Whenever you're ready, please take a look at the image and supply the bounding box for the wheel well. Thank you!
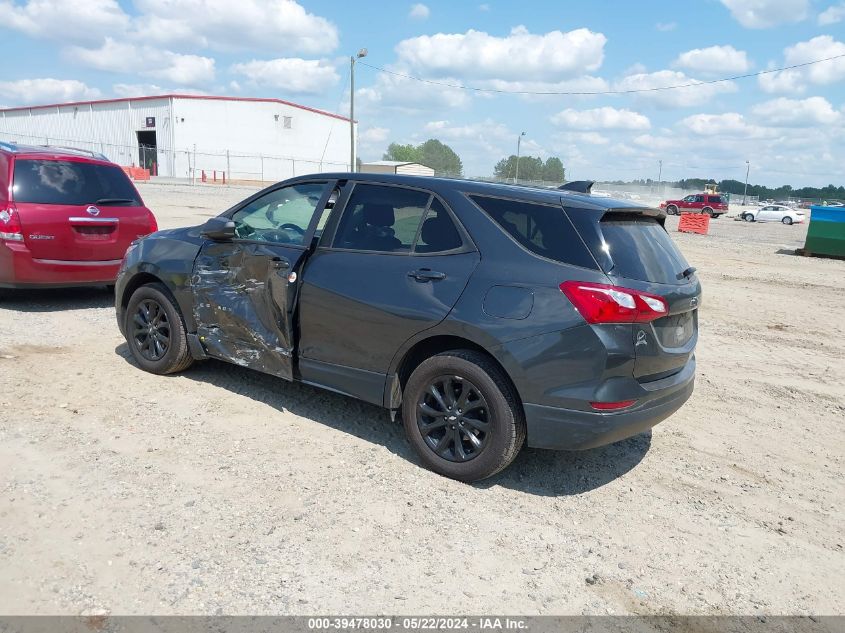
[120,272,163,310]
[396,335,522,406]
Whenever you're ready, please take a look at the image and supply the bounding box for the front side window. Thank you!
[683,195,695,202]
[12,159,140,206]
[231,183,327,245]
[333,184,432,253]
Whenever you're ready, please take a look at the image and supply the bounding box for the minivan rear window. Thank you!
[469,195,597,269]
[12,159,140,206]
[599,215,690,284]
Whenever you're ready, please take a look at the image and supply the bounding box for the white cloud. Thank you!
[360,127,390,143]
[66,38,216,87]
[356,66,471,114]
[550,106,650,130]
[230,58,339,94]
[394,25,606,81]
[0,78,101,105]
[478,3,490,10]
[423,118,512,141]
[655,22,677,31]
[819,2,845,24]
[131,0,338,54]
[673,45,752,74]
[680,112,772,138]
[0,0,129,44]
[409,3,429,19]
[112,82,206,97]
[751,96,841,126]
[615,70,737,108]
[719,0,809,28]
[759,35,845,92]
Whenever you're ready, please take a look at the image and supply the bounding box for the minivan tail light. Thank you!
[590,400,637,411]
[148,213,158,234]
[560,280,668,324]
[0,208,24,242]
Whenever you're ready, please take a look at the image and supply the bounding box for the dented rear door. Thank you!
[191,181,335,380]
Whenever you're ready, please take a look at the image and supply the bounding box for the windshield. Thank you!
[12,159,141,206]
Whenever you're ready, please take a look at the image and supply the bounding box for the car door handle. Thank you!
[408,268,446,281]
[271,257,290,270]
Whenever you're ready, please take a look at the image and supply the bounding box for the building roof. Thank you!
[363,161,427,167]
[0,94,352,123]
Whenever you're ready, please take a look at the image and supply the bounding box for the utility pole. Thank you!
[350,48,368,172]
[515,131,526,184]
[743,160,750,205]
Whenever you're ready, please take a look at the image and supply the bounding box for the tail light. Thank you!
[590,400,636,411]
[560,280,668,324]
[0,208,24,242]
[148,213,158,234]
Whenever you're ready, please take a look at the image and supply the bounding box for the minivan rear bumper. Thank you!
[523,357,695,450]
[0,242,121,287]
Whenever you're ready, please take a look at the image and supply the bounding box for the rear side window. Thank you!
[414,198,463,254]
[469,195,597,269]
[333,184,431,253]
[599,215,690,284]
[12,159,140,206]
[709,196,723,204]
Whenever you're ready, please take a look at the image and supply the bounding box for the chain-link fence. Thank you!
[1,131,349,185]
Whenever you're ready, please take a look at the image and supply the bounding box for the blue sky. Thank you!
[1,0,844,186]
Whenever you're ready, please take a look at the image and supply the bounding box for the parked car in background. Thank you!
[740,204,805,225]
[0,142,157,294]
[116,173,700,482]
[660,193,728,217]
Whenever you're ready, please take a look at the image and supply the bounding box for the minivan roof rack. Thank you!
[558,180,595,194]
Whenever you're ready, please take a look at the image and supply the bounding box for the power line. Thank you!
[358,53,845,96]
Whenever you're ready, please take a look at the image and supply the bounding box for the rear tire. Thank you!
[125,283,193,375]
[402,350,525,482]
[702,207,713,217]
[782,216,793,225]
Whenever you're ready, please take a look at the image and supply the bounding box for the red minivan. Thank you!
[0,143,157,291]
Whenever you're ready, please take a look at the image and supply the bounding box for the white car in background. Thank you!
[741,204,805,225]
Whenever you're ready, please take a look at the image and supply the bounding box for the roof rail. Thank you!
[0,140,19,152]
[558,180,595,194]
[40,145,110,161]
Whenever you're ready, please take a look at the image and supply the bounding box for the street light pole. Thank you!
[657,159,663,195]
[743,160,750,205]
[350,48,367,172]
[515,131,526,184]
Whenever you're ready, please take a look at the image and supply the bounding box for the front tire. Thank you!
[743,213,755,222]
[666,205,678,215]
[125,283,193,375]
[402,350,525,482]
[782,216,793,225]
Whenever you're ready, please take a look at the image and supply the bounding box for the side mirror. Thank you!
[200,216,236,241]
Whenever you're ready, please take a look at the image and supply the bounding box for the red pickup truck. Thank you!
[659,193,728,217]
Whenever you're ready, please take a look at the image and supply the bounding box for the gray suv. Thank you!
[115,174,700,481]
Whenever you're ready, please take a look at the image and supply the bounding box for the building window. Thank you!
[283,116,292,129]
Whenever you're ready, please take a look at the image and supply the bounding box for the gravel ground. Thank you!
[0,182,843,615]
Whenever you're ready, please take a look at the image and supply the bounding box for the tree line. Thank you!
[382,138,567,183]
[609,177,844,201]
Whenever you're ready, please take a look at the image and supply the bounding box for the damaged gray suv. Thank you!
[116,174,700,481]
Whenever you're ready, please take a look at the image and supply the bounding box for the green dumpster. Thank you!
[804,206,845,258]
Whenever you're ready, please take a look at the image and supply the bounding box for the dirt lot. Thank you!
[1,182,843,615]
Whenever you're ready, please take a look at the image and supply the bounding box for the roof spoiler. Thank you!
[558,180,594,194]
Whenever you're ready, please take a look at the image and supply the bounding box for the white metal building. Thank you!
[0,94,354,181]
[360,161,435,176]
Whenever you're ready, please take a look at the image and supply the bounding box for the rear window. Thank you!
[12,159,140,206]
[599,215,690,284]
[469,195,597,269]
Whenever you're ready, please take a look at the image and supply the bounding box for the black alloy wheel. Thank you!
[417,375,491,462]
[132,298,171,361]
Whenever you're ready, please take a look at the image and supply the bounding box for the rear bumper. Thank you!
[524,358,695,450]
[0,242,120,288]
